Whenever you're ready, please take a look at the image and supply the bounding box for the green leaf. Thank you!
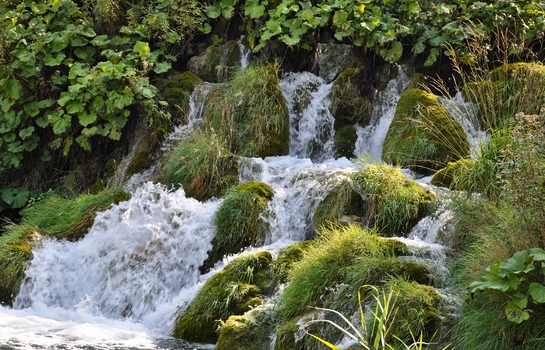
[333,10,349,26]
[36,117,50,128]
[383,41,403,63]
[412,39,426,55]
[2,153,22,169]
[62,136,73,156]
[44,52,66,66]
[49,138,62,150]
[153,62,172,74]
[19,126,35,140]
[51,31,72,52]
[90,35,110,47]
[50,111,71,134]
[529,248,545,261]
[134,41,151,56]
[244,0,266,18]
[1,79,24,100]
[74,47,96,60]
[1,97,15,113]
[266,19,283,35]
[499,250,533,276]
[78,111,97,127]
[1,188,30,209]
[41,148,51,162]
[66,101,85,114]
[505,300,530,324]
[204,4,222,19]
[529,283,545,303]
[512,293,528,309]
[76,135,91,151]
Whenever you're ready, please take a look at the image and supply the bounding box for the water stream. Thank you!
[0,63,470,349]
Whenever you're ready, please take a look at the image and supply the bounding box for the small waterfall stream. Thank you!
[0,61,475,349]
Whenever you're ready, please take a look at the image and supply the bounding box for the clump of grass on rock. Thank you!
[173,251,273,344]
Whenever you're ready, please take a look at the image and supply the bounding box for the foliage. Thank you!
[353,161,434,236]
[0,187,41,214]
[206,182,273,269]
[499,111,545,247]
[203,0,545,65]
[203,64,289,158]
[173,251,272,343]
[160,131,238,201]
[469,248,545,324]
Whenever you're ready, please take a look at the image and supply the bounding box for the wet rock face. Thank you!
[187,40,242,83]
[312,43,352,83]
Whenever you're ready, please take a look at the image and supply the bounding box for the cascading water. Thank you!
[279,72,336,162]
[355,64,412,161]
[1,60,469,349]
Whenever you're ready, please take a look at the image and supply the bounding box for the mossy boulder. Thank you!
[173,252,273,344]
[216,307,275,350]
[162,71,203,124]
[431,158,472,188]
[354,162,435,236]
[274,316,306,350]
[334,125,358,159]
[330,67,374,130]
[203,182,274,271]
[187,40,243,83]
[160,132,238,201]
[383,88,470,173]
[203,64,290,158]
[271,240,314,284]
[313,179,364,229]
[0,226,36,305]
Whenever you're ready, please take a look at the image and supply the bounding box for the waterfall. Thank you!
[355,64,412,161]
[237,39,251,70]
[279,72,336,162]
[440,92,489,157]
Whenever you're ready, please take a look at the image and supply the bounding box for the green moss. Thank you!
[173,252,273,344]
[312,178,363,229]
[274,316,305,350]
[203,64,290,158]
[431,158,472,188]
[203,182,274,270]
[408,72,426,90]
[330,67,373,129]
[271,240,314,284]
[334,125,358,159]
[160,131,238,201]
[354,162,434,236]
[0,226,36,305]
[216,307,275,350]
[383,88,470,173]
[162,71,203,124]
[384,277,442,343]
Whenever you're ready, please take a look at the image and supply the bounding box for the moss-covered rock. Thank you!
[216,307,275,350]
[203,64,290,158]
[271,240,314,284]
[354,162,435,236]
[274,316,305,350]
[187,40,243,83]
[431,158,471,188]
[313,178,363,229]
[334,125,358,159]
[162,71,203,124]
[330,68,373,129]
[383,88,470,173]
[203,182,274,271]
[173,252,273,344]
[0,226,36,305]
[160,131,238,201]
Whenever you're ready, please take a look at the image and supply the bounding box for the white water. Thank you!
[355,64,412,161]
[279,72,336,162]
[1,65,463,350]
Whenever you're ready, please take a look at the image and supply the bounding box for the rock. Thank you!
[312,43,352,83]
[330,68,374,130]
[187,40,243,83]
[216,307,275,350]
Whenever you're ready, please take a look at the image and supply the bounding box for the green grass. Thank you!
[0,225,34,305]
[160,131,238,201]
[353,162,435,236]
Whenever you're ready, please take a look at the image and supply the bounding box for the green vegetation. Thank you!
[330,68,373,129]
[205,182,274,269]
[313,177,363,229]
[383,88,470,173]
[203,64,290,158]
[173,252,273,344]
[354,162,434,236]
[160,131,238,201]
[216,307,276,350]
[0,226,34,305]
